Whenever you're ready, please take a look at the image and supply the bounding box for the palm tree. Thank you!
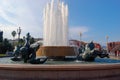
[11,31,16,45]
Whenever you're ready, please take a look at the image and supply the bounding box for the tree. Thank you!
[0,31,3,42]
[11,31,16,46]
[30,37,35,44]
[0,42,3,54]
[11,31,16,40]
[0,38,14,54]
[19,38,25,46]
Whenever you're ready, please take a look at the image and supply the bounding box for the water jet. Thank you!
[36,0,76,59]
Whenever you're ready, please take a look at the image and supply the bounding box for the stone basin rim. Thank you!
[0,63,120,71]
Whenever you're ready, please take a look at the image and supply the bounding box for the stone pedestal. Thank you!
[36,46,75,57]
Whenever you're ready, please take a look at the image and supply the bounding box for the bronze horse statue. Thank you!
[78,41,109,61]
[11,33,47,64]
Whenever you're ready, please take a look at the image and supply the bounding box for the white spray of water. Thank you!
[43,0,68,46]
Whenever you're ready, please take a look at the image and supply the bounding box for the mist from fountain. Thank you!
[43,0,68,46]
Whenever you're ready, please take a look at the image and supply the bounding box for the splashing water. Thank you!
[43,0,68,46]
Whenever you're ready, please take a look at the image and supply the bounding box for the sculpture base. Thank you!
[36,46,75,58]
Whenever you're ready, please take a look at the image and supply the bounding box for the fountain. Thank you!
[0,0,120,80]
[36,0,75,58]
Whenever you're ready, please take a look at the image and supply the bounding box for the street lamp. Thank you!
[80,32,82,42]
[106,36,109,53]
[76,32,82,62]
[17,27,22,42]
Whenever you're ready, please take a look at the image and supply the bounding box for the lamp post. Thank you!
[17,27,21,43]
[80,32,82,42]
[76,32,82,62]
[80,32,82,45]
[106,36,109,53]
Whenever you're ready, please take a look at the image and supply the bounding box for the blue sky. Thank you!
[64,0,120,45]
[0,0,120,45]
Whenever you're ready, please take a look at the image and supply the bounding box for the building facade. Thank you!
[108,42,120,56]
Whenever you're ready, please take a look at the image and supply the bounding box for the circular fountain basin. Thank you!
[0,57,120,80]
[0,57,120,64]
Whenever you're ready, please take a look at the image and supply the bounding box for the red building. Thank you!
[94,43,102,51]
[69,40,86,47]
[69,40,101,51]
[108,42,120,56]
